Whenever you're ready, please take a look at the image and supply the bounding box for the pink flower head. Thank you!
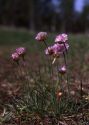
[11,52,19,61]
[45,43,69,58]
[35,32,47,42]
[62,33,68,41]
[45,46,54,55]
[16,47,26,56]
[55,33,68,43]
[52,44,62,54]
[58,66,66,74]
[52,43,69,55]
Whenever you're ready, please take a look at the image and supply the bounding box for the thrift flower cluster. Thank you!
[11,47,26,62]
[12,52,19,61]
[16,47,26,56]
[11,32,69,104]
[55,33,68,43]
[35,32,47,42]
[36,32,69,57]
[35,32,69,99]
[35,32,69,74]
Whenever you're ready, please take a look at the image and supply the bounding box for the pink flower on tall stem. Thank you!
[45,43,69,64]
[11,52,19,62]
[16,47,26,56]
[52,43,64,55]
[35,32,47,42]
[55,33,68,43]
[53,43,69,56]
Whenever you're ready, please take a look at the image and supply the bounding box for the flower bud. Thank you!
[16,47,26,56]
[35,32,47,42]
[55,33,68,43]
[11,52,19,62]
[58,66,66,75]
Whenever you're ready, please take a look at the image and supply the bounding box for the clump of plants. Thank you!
[1,32,89,125]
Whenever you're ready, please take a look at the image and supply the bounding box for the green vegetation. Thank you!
[0,28,89,125]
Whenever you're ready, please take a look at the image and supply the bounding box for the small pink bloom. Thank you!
[62,33,68,41]
[45,44,62,56]
[16,47,26,56]
[55,33,68,43]
[45,46,54,55]
[52,43,62,54]
[45,43,69,57]
[11,52,19,61]
[35,32,47,42]
[58,66,66,74]
[55,35,63,43]
[52,43,69,55]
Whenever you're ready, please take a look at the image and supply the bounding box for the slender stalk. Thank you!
[63,52,70,97]
[56,62,63,92]
[63,43,68,54]
[18,63,30,101]
[13,62,19,80]
[22,59,31,83]
[60,74,64,92]
[80,79,83,100]
[80,77,85,121]
[43,41,48,49]
[43,40,53,80]
[63,52,67,66]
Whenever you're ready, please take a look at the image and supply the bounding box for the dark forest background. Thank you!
[0,0,89,33]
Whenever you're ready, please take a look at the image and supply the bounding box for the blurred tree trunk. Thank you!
[29,0,35,31]
[60,0,75,32]
[82,5,89,32]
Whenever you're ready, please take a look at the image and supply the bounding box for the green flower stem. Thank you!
[43,40,53,81]
[63,52,70,97]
